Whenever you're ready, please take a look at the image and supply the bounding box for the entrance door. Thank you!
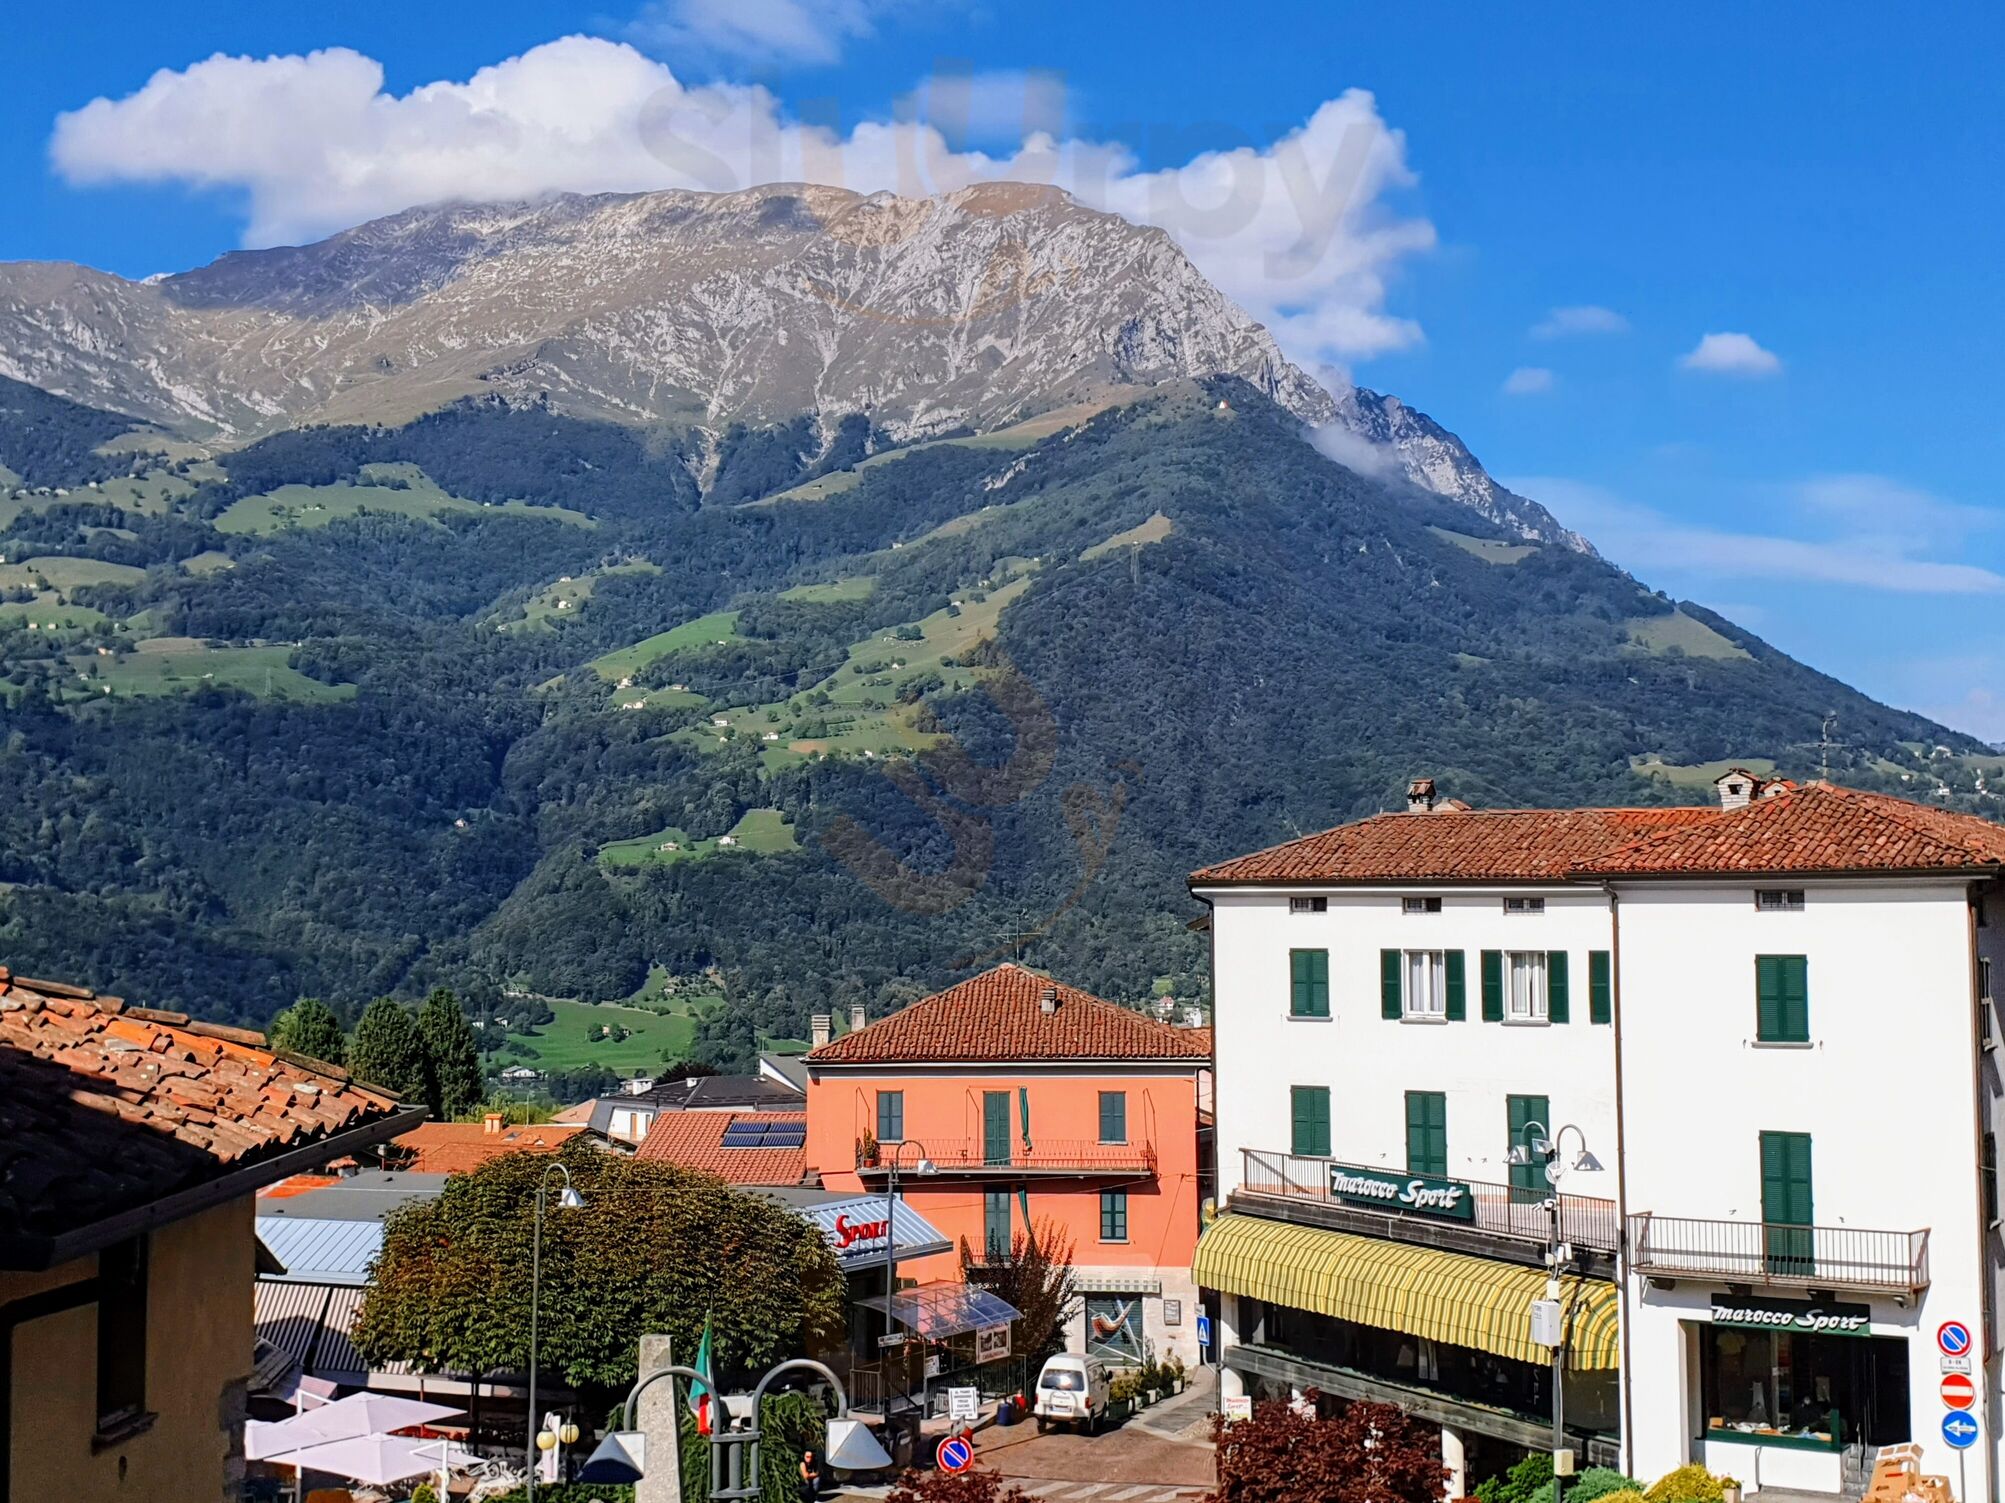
[1760,1131,1815,1277]
[984,1091,1012,1165]
[1507,1095,1550,1206]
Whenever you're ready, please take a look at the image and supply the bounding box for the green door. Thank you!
[1508,1094,1550,1206]
[1760,1131,1815,1276]
[1290,1086,1331,1158]
[983,1091,1012,1165]
[1405,1091,1447,1176]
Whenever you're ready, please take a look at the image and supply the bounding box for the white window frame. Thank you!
[1290,895,1328,914]
[1755,889,1805,911]
[1506,950,1549,1022]
[1503,896,1545,915]
[1402,896,1442,914]
[1404,949,1447,1020]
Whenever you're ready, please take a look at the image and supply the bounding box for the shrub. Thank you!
[1478,1453,1554,1503]
[1646,1466,1725,1503]
[888,1470,1030,1503]
[1528,1468,1644,1503]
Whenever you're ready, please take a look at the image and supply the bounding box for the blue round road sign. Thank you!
[938,1435,975,1473]
[1943,1412,1980,1450]
[1939,1321,1973,1356]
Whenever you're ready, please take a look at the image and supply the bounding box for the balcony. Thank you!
[1235,1149,1620,1272]
[857,1138,1158,1178]
[1627,1213,1929,1295]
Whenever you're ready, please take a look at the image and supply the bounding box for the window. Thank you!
[1290,949,1330,1017]
[1383,949,1465,1020]
[1290,1085,1331,1158]
[1984,958,1994,1003]
[983,1091,1012,1165]
[1098,1091,1128,1145]
[983,1189,1013,1261]
[1588,950,1613,1025]
[1756,889,1806,911]
[1405,950,1446,1018]
[1405,1091,1447,1176]
[1756,955,1810,1043]
[1506,951,1549,1021]
[1986,1133,1999,1226]
[1290,895,1328,914]
[96,1236,149,1431]
[1100,1190,1130,1242]
[1401,896,1442,914]
[875,1090,904,1144]
[1503,896,1545,915]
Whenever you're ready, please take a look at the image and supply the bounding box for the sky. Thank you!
[5,2,2003,739]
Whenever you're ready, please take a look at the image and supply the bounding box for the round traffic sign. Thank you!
[1939,1321,1973,1356]
[937,1434,975,1473]
[1942,1373,1977,1411]
[1943,1411,1980,1450]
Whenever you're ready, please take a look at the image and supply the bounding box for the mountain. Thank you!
[0,191,1990,1056]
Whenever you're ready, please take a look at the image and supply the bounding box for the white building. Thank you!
[1191,773,2004,1501]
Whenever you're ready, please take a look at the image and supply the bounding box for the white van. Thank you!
[1032,1352,1113,1433]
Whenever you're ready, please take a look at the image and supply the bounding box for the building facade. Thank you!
[1192,776,2005,1500]
[805,964,1213,1367]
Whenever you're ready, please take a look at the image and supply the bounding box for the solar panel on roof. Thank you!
[720,1121,806,1149]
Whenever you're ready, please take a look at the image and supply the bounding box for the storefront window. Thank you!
[1086,1296,1146,1364]
[1699,1323,1910,1449]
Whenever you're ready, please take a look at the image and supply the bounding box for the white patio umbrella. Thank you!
[246,1393,463,1460]
[264,1433,479,1487]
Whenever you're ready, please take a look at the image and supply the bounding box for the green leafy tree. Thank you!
[348,996,426,1099]
[416,986,484,1121]
[267,997,347,1068]
[351,1146,844,1411]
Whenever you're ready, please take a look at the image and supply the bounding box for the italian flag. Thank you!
[690,1313,716,1436]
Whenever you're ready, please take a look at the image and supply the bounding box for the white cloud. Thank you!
[1501,366,1554,396]
[1305,422,1402,480]
[1516,476,2005,595]
[1530,305,1627,339]
[1679,331,1782,377]
[893,69,1070,145]
[626,0,902,69]
[48,39,1434,366]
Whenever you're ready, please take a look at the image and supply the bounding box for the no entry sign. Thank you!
[1942,1373,1977,1411]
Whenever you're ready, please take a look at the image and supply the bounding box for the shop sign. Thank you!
[1710,1293,1869,1337]
[1326,1164,1475,1222]
[976,1324,1011,1363]
[1224,1395,1252,1424]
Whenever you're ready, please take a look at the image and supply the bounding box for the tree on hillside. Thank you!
[348,996,426,1100]
[1209,1394,1447,1503]
[354,1147,844,1409]
[416,986,484,1121]
[268,996,347,1067]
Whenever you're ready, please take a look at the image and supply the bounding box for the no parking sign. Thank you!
[937,1434,975,1473]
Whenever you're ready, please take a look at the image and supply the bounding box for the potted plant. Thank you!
[1719,1478,1742,1503]
[858,1132,880,1168]
[1166,1353,1187,1394]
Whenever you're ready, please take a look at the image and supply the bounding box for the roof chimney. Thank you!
[1715,769,1759,810]
[810,1013,832,1049]
[1406,777,1437,814]
[1040,986,1059,1014]
[483,1111,504,1135]
[849,1004,867,1035]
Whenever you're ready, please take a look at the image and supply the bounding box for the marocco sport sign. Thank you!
[1710,1294,1870,1337]
[1326,1164,1475,1222]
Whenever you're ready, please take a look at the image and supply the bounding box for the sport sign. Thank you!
[1326,1163,1475,1222]
[937,1435,975,1473]
[1942,1373,1976,1411]
[1939,1321,1973,1357]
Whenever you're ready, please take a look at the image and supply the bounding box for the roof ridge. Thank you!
[1816,783,2005,861]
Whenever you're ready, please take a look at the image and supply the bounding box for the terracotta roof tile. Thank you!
[635,1111,809,1185]
[806,964,1212,1066]
[390,1121,591,1174]
[0,970,405,1244]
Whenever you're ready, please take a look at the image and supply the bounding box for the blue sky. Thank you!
[6,2,2003,738]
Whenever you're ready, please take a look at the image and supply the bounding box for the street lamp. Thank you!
[527,1162,586,1503]
[883,1140,936,1412]
[1506,1122,1602,1503]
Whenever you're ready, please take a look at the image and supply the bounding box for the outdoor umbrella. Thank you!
[246,1393,463,1459]
[265,1433,479,1487]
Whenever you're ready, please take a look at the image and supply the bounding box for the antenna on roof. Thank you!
[1821,711,1837,781]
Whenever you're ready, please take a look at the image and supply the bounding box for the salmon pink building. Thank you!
[805,963,1212,1366]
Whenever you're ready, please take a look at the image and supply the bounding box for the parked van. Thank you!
[1033,1353,1113,1433]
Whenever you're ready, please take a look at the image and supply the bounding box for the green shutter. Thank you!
[1291,1086,1331,1157]
[983,1090,1011,1164]
[1507,1094,1550,1205]
[1099,1091,1127,1144]
[1405,1091,1446,1176]
[1444,950,1467,1021]
[1292,949,1329,1017]
[1480,950,1503,1022]
[1760,1131,1815,1276]
[1589,951,1612,1025]
[1380,950,1401,1019]
[1547,951,1570,1024]
[1757,956,1810,1042]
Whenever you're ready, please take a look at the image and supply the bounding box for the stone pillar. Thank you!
[637,1333,683,1503]
[1216,1295,1246,1403]
[1441,1425,1468,1500]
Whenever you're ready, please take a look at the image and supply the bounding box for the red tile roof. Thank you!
[1191,807,1720,884]
[0,970,410,1254]
[635,1110,809,1185]
[1191,783,2005,885]
[805,963,1212,1065]
[389,1121,591,1174]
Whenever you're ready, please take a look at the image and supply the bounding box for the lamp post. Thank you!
[527,1161,586,1503]
[1506,1122,1603,1503]
[883,1140,935,1414]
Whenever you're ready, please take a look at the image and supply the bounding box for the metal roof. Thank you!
[792,1193,952,1268]
[254,1217,383,1285]
[257,1171,448,1223]
[857,1281,1021,1338]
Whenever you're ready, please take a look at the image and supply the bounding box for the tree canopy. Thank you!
[348,996,426,1100]
[267,996,347,1067]
[1209,1395,1447,1503]
[416,986,484,1121]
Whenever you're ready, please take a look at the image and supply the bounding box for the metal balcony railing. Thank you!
[1239,1147,1621,1252]
[857,1137,1158,1176]
[1627,1212,1929,1293]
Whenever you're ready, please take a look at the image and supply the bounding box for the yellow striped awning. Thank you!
[1192,1213,1620,1370]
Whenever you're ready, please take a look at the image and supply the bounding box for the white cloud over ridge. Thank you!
[1531,305,1627,339]
[1679,331,1782,376]
[47,36,1436,364]
[1501,365,1554,396]
[626,0,900,69]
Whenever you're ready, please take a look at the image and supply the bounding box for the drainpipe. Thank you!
[1604,881,1637,1478]
[1967,883,2000,1503]
[1195,887,1222,1408]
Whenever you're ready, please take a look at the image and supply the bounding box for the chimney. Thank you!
[1406,777,1437,814]
[810,1013,833,1048]
[1040,986,1059,1015]
[1715,769,1759,810]
[849,1004,867,1035]
[483,1111,504,1135]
